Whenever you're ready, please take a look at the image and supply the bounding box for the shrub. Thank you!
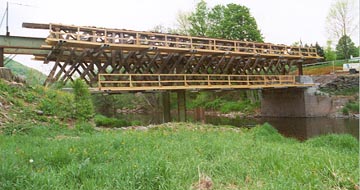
[344,101,359,113]
[204,98,224,110]
[72,79,94,121]
[342,107,349,115]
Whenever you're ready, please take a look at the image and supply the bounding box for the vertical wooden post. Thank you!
[298,63,303,76]
[177,90,186,122]
[162,91,171,123]
[0,48,4,67]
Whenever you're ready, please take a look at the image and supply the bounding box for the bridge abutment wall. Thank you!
[261,88,307,117]
[261,76,334,117]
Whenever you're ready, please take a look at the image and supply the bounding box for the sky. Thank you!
[0,0,359,74]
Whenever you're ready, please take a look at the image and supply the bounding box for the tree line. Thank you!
[156,0,359,61]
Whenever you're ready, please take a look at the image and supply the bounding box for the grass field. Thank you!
[302,61,346,75]
[1,123,358,190]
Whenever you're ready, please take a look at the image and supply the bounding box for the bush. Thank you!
[342,107,349,115]
[344,101,359,113]
[204,98,224,110]
[94,115,130,128]
[38,89,73,119]
[73,79,94,121]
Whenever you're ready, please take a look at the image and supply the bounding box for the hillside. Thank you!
[0,78,75,130]
[4,58,47,85]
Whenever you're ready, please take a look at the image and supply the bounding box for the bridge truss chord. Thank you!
[21,23,321,90]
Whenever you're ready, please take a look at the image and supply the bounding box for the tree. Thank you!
[336,35,358,59]
[207,3,263,41]
[326,0,359,43]
[188,0,209,36]
[187,1,263,42]
[325,40,337,61]
[174,11,191,35]
[315,42,325,58]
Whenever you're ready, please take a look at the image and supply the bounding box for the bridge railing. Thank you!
[41,23,318,58]
[98,74,297,91]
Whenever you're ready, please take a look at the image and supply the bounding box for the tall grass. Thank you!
[0,123,358,189]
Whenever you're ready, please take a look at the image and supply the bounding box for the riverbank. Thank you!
[1,123,358,189]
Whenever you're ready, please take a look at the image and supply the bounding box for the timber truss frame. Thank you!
[21,23,321,87]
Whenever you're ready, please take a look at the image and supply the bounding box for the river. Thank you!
[115,112,359,140]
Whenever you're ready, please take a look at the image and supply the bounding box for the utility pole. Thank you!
[6,1,9,36]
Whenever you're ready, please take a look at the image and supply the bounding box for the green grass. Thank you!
[301,60,346,75]
[220,100,260,114]
[0,123,358,189]
[94,114,131,128]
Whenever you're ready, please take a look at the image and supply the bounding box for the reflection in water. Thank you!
[116,112,359,140]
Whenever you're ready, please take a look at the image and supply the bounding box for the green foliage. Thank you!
[0,123,358,189]
[324,40,337,61]
[72,79,94,121]
[249,123,290,143]
[188,92,210,108]
[321,86,359,96]
[204,98,224,110]
[75,121,95,133]
[38,88,74,119]
[187,91,260,114]
[315,42,325,58]
[220,100,259,114]
[344,101,359,114]
[94,115,130,128]
[4,59,47,85]
[207,3,263,41]
[336,35,358,60]
[188,0,209,36]
[188,1,263,41]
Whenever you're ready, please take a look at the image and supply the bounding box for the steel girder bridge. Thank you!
[1,23,321,92]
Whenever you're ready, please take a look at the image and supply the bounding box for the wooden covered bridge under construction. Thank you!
[0,22,322,121]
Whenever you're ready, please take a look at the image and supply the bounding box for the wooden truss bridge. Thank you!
[1,23,321,91]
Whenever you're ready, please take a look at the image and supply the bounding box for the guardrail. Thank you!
[98,74,299,91]
[23,23,319,58]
